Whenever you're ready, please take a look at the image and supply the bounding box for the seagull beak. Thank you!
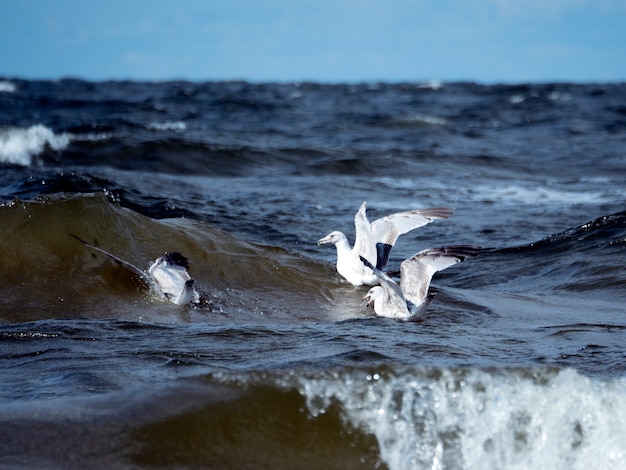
[362,294,372,306]
[317,236,330,245]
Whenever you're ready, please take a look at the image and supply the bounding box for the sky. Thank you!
[1,0,625,83]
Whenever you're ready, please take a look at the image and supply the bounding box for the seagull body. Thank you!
[71,234,199,305]
[361,245,481,321]
[318,202,454,286]
[147,252,199,305]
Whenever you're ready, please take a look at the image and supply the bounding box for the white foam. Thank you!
[407,114,447,126]
[0,80,16,93]
[296,367,626,470]
[0,125,70,166]
[418,80,444,90]
[469,184,609,205]
[147,121,187,132]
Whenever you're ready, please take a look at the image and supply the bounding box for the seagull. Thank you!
[361,245,481,321]
[70,234,199,305]
[318,201,454,286]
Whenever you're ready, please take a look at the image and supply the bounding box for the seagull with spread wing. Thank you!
[318,201,454,286]
[71,234,199,305]
[361,245,480,321]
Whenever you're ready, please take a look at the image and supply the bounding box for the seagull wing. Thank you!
[352,201,377,264]
[70,233,149,282]
[371,207,454,269]
[400,245,481,306]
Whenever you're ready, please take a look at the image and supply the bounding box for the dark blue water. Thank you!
[0,78,625,469]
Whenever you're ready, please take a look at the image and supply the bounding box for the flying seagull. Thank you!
[361,245,480,321]
[318,201,454,286]
[70,234,199,305]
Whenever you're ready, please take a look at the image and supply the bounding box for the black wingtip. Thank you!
[359,255,375,270]
[69,233,88,245]
[438,245,482,260]
[375,242,393,270]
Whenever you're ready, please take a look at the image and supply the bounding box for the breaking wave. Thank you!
[0,125,70,166]
[0,80,16,93]
[209,365,626,470]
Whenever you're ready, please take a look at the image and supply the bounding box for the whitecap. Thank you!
[398,114,447,126]
[0,125,70,166]
[469,184,608,205]
[147,121,187,132]
[0,80,16,93]
[418,80,443,90]
[295,367,626,470]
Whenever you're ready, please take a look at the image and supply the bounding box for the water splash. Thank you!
[293,367,626,470]
[0,80,16,93]
[0,125,70,166]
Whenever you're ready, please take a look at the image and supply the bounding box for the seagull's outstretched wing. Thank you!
[71,235,199,305]
[371,207,455,269]
[400,245,481,306]
[352,201,377,264]
[70,233,148,281]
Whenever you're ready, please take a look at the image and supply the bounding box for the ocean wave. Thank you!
[210,366,626,470]
[1,359,622,469]
[460,210,626,297]
[0,80,16,93]
[0,193,341,323]
[0,125,70,166]
[466,184,611,205]
[4,364,622,469]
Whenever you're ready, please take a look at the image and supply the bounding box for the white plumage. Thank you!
[318,201,454,286]
[362,245,481,321]
[71,234,199,305]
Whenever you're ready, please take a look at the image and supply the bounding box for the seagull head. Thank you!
[363,286,383,307]
[317,231,345,246]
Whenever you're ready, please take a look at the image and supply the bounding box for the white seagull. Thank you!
[71,234,199,305]
[318,201,454,286]
[361,245,481,321]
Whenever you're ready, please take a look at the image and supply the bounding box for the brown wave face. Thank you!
[0,377,384,470]
[0,194,364,324]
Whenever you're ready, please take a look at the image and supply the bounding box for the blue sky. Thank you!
[2,0,625,83]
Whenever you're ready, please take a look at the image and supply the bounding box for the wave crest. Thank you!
[0,193,339,323]
[217,366,626,470]
[0,125,70,166]
[0,80,16,93]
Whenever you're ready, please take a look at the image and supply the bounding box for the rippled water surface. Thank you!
[0,79,625,469]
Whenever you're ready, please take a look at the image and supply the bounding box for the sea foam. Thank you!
[147,121,187,132]
[470,184,608,205]
[0,125,70,166]
[296,367,626,470]
[0,81,16,93]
